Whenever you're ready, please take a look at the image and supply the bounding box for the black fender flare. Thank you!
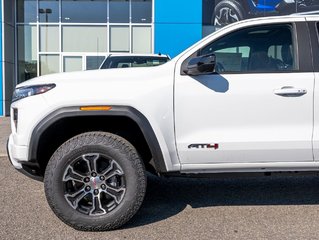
[28,106,167,173]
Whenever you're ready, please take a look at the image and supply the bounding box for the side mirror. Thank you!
[184,53,216,76]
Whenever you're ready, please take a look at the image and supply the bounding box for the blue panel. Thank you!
[256,5,276,11]
[155,23,202,58]
[154,0,202,58]
[0,0,2,116]
[155,0,202,24]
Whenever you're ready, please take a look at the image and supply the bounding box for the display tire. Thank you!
[213,0,245,26]
[44,131,146,231]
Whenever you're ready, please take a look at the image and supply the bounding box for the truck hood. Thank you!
[14,61,176,112]
[17,63,173,88]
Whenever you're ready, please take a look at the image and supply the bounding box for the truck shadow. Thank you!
[126,174,319,228]
[192,74,229,93]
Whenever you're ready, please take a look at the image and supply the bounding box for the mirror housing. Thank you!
[184,54,216,76]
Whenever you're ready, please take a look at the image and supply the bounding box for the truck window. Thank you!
[200,24,297,73]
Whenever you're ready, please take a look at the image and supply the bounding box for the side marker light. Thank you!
[80,106,112,111]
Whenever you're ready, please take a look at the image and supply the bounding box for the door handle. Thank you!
[274,86,307,97]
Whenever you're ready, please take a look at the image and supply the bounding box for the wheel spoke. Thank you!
[225,9,229,22]
[102,160,124,180]
[229,10,239,22]
[105,169,123,181]
[105,187,125,204]
[100,160,115,175]
[220,8,228,21]
[65,187,87,209]
[215,7,237,26]
[82,154,99,173]
[63,166,86,182]
[215,13,223,25]
[107,186,126,194]
[90,195,107,215]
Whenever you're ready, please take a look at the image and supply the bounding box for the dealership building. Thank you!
[1,0,319,116]
[0,0,205,116]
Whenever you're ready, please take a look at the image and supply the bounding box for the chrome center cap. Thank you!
[89,176,103,189]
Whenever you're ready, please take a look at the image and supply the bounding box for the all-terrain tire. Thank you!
[44,131,146,231]
[213,0,245,26]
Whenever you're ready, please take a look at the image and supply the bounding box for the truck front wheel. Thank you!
[44,131,146,231]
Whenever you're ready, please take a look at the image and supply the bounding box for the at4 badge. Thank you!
[188,143,219,149]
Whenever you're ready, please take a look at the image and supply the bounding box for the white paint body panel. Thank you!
[174,73,315,164]
[312,71,319,161]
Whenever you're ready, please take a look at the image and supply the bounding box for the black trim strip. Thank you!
[307,21,319,72]
[7,139,43,181]
[28,106,167,173]
[6,139,12,166]
[17,165,43,182]
[295,22,314,72]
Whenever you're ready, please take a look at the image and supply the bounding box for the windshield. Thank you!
[100,56,169,69]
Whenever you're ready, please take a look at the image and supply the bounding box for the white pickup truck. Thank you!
[7,15,319,231]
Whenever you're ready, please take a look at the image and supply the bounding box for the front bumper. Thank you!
[7,135,43,181]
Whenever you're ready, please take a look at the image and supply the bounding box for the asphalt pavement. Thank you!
[0,117,10,156]
[2,117,319,239]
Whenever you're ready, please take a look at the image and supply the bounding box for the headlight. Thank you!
[12,84,56,103]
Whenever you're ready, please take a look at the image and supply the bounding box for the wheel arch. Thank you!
[28,106,168,178]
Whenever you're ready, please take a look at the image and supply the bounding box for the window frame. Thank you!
[181,23,304,75]
[308,21,319,72]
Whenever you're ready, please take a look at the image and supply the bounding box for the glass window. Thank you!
[86,56,106,70]
[101,56,168,69]
[17,0,37,23]
[63,56,82,72]
[131,0,152,23]
[268,46,281,60]
[40,25,59,52]
[62,26,107,52]
[62,0,107,23]
[40,54,60,75]
[200,24,296,73]
[17,25,37,83]
[213,47,250,72]
[109,0,129,23]
[132,26,152,53]
[39,0,59,22]
[110,26,129,52]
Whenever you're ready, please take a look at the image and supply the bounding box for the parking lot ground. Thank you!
[0,117,10,156]
[2,155,319,240]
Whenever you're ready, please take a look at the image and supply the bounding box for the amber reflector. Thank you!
[80,106,112,111]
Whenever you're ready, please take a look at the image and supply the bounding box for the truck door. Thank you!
[174,22,315,166]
